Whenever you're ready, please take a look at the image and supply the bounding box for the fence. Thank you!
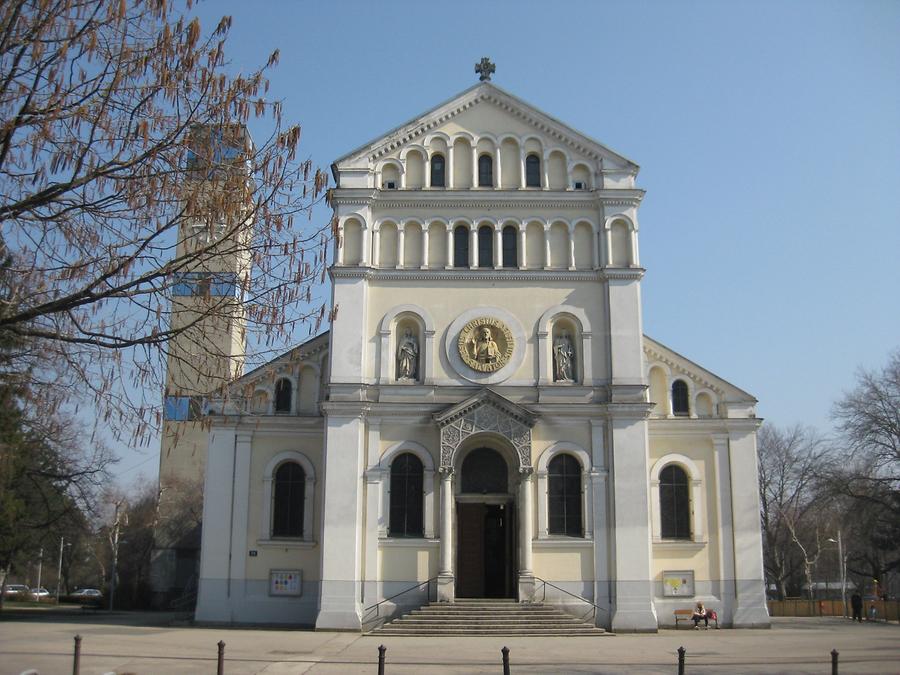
[768,598,900,621]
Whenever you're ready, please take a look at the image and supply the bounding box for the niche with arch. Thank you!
[453,138,473,187]
[500,138,520,188]
[394,314,424,383]
[405,150,425,189]
[378,222,399,267]
[571,163,591,190]
[341,218,363,265]
[547,151,567,189]
[648,366,670,416]
[695,391,716,418]
[298,365,319,414]
[609,219,633,267]
[525,221,544,268]
[403,222,423,268]
[550,315,582,384]
[573,221,594,269]
[381,162,400,189]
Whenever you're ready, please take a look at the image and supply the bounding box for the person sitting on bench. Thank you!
[692,601,709,630]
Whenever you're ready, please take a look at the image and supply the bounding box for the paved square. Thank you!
[0,611,897,674]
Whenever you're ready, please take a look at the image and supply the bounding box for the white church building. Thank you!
[193,67,770,632]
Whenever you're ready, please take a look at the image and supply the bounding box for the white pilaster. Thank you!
[336,224,345,265]
[542,152,550,190]
[494,226,502,268]
[448,145,455,189]
[543,223,551,270]
[421,223,429,269]
[591,224,600,269]
[494,146,502,187]
[519,149,527,189]
[609,413,657,632]
[469,226,477,268]
[316,413,366,631]
[363,467,383,605]
[445,224,453,269]
[567,223,576,270]
[712,434,736,624]
[728,429,770,627]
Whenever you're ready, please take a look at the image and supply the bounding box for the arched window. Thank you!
[478,226,493,267]
[672,379,690,416]
[525,154,541,187]
[659,465,691,539]
[502,226,518,268]
[389,453,424,537]
[548,454,582,536]
[430,154,445,188]
[274,378,292,413]
[272,462,305,537]
[453,225,469,268]
[478,154,493,187]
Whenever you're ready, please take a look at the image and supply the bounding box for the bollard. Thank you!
[501,646,510,675]
[677,646,685,675]
[217,640,225,675]
[377,644,386,675]
[831,649,839,675]
[72,634,82,675]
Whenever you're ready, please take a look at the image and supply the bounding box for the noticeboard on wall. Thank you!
[269,569,302,597]
[662,570,694,597]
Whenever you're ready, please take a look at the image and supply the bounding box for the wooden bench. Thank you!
[674,608,719,629]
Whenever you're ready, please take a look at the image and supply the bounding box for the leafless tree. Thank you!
[0,0,330,443]
[758,423,834,599]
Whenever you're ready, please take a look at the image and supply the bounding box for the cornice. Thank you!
[648,417,762,435]
[331,266,645,283]
[330,187,644,210]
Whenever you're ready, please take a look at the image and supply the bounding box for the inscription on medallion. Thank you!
[457,317,514,373]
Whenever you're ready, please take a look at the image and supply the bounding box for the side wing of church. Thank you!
[194,77,770,632]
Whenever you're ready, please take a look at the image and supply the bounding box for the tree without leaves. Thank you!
[0,0,331,443]
[757,423,834,599]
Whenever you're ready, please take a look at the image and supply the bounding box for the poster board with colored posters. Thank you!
[662,570,694,597]
[269,569,302,596]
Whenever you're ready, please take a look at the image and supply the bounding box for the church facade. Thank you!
[193,75,770,632]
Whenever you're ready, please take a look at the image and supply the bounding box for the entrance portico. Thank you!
[433,390,537,603]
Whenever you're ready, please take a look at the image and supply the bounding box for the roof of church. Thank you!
[232,330,329,387]
[331,81,639,179]
[643,335,756,401]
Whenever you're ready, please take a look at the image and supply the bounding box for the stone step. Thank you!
[370,599,605,637]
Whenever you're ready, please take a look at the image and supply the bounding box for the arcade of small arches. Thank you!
[377,132,595,192]
[647,365,721,418]
[247,364,324,416]
[338,216,637,271]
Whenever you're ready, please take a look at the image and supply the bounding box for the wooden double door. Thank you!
[456,501,516,598]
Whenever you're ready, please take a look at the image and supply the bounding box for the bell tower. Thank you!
[151,125,253,605]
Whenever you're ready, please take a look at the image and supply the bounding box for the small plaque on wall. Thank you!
[662,570,694,597]
[269,569,302,597]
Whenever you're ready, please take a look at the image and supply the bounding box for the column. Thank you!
[336,224,345,265]
[448,145,455,189]
[396,223,405,269]
[361,225,370,266]
[445,224,453,269]
[518,225,527,270]
[472,146,478,187]
[542,153,550,190]
[567,223,576,270]
[363,468,383,605]
[590,419,611,625]
[373,227,381,267]
[728,429,770,627]
[494,226,502,268]
[519,149,527,188]
[421,223,430,269]
[518,471,535,602]
[494,146,502,188]
[543,223,551,269]
[437,468,455,602]
[591,225,600,269]
[469,226,477,268]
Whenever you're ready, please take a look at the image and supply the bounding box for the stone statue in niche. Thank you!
[396,328,419,380]
[553,330,576,382]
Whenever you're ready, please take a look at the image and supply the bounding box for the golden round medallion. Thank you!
[457,317,514,373]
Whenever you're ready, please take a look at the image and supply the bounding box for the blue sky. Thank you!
[113,0,900,483]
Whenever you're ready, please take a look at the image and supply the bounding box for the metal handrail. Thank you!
[362,576,438,629]
[533,576,609,624]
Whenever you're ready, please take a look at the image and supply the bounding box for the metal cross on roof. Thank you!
[475,57,495,82]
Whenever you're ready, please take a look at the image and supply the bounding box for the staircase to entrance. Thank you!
[370,598,607,636]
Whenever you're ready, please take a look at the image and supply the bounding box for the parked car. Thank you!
[30,587,50,599]
[71,588,102,598]
[3,584,29,598]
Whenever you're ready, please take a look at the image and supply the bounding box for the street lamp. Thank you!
[827,530,846,619]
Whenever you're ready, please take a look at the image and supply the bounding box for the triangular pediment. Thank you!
[230,330,329,393]
[433,388,537,429]
[643,335,756,402]
[332,82,638,174]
